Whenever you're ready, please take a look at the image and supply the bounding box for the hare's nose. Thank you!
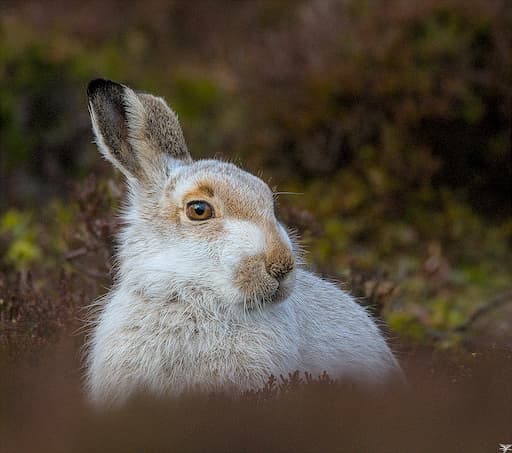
[266,257,294,282]
[264,223,295,281]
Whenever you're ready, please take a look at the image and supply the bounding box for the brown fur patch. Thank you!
[263,224,295,280]
[197,184,214,197]
[192,174,273,224]
[234,254,278,304]
[183,188,216,205]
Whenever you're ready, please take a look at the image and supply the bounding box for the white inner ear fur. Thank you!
[90,107,133,180]
[122,88,147,148]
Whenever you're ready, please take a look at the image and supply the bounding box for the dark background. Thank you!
[0,1,511,450]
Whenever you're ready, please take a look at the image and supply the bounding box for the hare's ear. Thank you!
[87,79,191,183]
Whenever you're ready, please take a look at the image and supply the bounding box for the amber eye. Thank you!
[186,201,214,221]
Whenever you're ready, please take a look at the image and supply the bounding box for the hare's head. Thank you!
[88,79,296,311]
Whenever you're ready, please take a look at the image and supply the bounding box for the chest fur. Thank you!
[95,296,301,390]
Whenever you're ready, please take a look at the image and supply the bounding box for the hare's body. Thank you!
[89,269,396,403]
[85,79,401,406]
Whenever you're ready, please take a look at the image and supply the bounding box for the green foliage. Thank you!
[0,210,42,269]
[387,311,428,342]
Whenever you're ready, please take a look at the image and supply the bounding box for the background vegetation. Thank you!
[1,0,510,350]
[0,1,511,450]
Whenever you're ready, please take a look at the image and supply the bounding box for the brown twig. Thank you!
[64,247,89,260]
[454,290,512,333]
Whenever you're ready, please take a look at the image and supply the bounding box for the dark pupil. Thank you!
[193,203,206,215]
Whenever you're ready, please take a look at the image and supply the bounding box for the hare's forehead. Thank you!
[168,165,273,205]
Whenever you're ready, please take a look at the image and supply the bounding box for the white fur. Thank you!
[86,173,401,405]
[85,81,402,406]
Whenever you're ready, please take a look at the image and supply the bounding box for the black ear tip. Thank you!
[87,78,123,98]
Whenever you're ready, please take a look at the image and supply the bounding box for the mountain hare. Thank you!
[85,79,401,406]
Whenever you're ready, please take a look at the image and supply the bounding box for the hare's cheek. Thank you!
[218,220,266,269]
[216,219,267,295]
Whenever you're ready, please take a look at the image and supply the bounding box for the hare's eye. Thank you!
[186,201,214,221]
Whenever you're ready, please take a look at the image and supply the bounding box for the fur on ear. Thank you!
[87,79,192,183]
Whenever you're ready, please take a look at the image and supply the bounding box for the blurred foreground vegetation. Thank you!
[0,0,511,352]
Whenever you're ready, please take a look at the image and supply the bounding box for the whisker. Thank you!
[273,192,304,196]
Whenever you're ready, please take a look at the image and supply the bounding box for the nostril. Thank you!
[267,260,294,282]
